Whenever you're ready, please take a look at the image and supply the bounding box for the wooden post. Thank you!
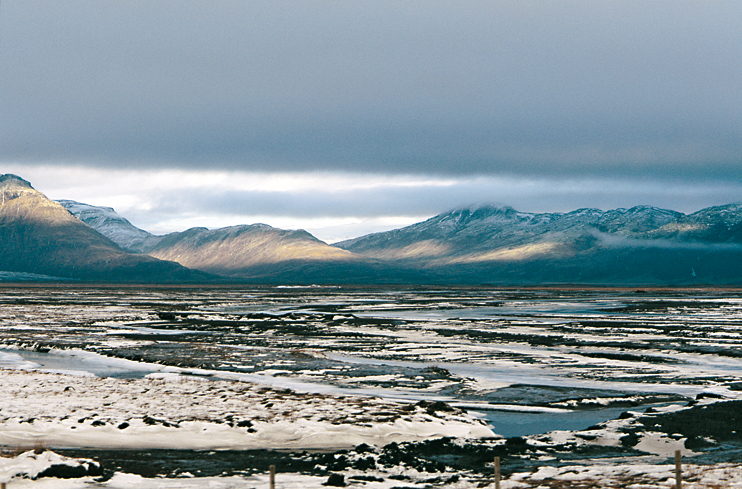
[1,482,6,489]
[269,464,276,489]
[494,456,500,489]
[675,450,682,489]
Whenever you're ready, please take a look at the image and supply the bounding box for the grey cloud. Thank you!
[124,177,742,232]
[1,1,740,181]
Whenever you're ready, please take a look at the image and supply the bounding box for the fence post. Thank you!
[675,450,682,489]
[270,464,276,489]
[494,456,500,489]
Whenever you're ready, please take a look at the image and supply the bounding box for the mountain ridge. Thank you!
[0,174,34,190]
[5,173,742,285]
[58,200,162,253]
[334,204,688,261]
[333,203,742,284]
[0,175,212,283]
[59,199,364,279]
[145,223,357,277]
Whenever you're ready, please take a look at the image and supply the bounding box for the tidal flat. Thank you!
[1,285,742,487]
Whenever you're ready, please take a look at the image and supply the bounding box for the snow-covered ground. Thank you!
[3,366,742,488]
[0,368,493,451]
[0,365,493,486]
[3,286,742,487]
[502,461,742,488]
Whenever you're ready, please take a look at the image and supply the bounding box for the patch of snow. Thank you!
[0,450,99,484]
[57,200,162,252]
[633,432,695,457]
[0,369,494,451]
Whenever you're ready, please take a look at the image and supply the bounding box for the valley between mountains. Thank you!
[3,173,742,284]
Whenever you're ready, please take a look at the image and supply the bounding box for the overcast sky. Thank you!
[1,1,740,242]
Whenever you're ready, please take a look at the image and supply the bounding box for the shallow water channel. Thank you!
[1,346,665,437]
[2,285,741,437]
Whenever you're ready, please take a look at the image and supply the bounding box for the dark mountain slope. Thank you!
[335,204,742,285]
[0,175,210,282]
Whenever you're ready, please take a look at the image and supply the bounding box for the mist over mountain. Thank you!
[336,205,685,262]
[335,204,742,285]
[335,204,693,261]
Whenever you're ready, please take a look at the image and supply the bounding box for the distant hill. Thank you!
[335,204,742,285]
[145,224,359,278]
[60,199,389,282]
[0,174,210,282]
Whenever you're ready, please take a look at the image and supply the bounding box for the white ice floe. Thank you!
[0,450,99,485]
[0,351,38,370]
[0,348,153,378]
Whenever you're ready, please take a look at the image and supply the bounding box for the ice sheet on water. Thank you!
[0,348,158,378]
[0,350,39,370]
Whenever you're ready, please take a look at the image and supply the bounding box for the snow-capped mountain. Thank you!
[335,204,685,262]
[7,172,742,285]
[648,203,742,243]
[333,203,742,285]
[58,200,163,253]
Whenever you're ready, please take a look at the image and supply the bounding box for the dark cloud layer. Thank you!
[137,175,741,221]
[1,1,740,181]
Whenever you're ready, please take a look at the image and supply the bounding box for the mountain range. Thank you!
[336,204,742,284]
[336,203,742,261]
[0,175,209,282]
[2,173,742,284]
[58,200,358,278]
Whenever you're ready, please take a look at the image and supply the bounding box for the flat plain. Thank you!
[1,285,742,487]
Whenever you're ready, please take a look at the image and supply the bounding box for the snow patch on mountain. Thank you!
[58,200,163,253]
[336,204,686,260]
[0,174,33,190]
